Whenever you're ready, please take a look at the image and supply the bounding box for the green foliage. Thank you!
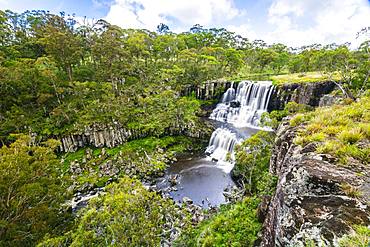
[339,225,370,247]
[233,131,276,196]
[62,136,201,192]
[261,102,312,129]
[338,128,363,144]
[293,95,370,165]
[175,197,262,247]
[1,9,370,247]
[0,135,72,246]
[1,10,369,144]
[39,176,191,247]
[271,71,341,85]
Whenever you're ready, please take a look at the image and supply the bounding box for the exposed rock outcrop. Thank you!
[60,121,212,152]
[260,119,370,246]
[182,79,234,100]
[267,81,336,111]
[319,94,344,107]
[183,79,337,109]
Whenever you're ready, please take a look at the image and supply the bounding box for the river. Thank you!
[157,81,275,208]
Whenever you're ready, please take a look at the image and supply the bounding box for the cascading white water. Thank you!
[205,128,240,162]
[210,81,274,127]
[206,81,274,172]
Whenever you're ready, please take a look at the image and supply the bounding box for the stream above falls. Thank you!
[156,81,275,208]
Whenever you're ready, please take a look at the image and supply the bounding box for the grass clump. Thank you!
[338,128,363,144]
[339,183,362,198]
[339,225,370,247]
[271,71,341,85]
[261,102,312,129]
[292,95,370,165]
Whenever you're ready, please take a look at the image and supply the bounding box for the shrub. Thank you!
[174,197,262,247]
[39,176,190,247]
[0,135,72,247]
[233,131,276,195]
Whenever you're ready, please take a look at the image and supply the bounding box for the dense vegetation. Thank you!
[0,135,72,246]
[38,176,192,247]
[1,10,370,143]
[0,8,369,247]
[63,136,203,192]
[175,197,261,247]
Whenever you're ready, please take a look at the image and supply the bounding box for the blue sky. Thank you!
[1,0,370,47]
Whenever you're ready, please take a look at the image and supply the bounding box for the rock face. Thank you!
[319,94,343,107]
[268,81,336,111]
[184,79,337,109]
[60,122,212,152]
[182,79,234,100]
[260,120,370,246]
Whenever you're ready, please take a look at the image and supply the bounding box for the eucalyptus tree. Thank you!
[0,135,71,246]
[38,14,83,81]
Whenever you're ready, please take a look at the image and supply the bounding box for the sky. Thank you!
[1,0,370,48]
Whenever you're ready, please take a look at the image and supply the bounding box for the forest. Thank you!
[0,9,369,247]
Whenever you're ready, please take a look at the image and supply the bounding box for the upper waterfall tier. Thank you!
[210,81,274,128]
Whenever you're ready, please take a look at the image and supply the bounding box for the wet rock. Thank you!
[230,101,241,108]
[169,174,179,186]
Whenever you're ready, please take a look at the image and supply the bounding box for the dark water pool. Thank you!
[156,125,259,208]
[156,155,235,208]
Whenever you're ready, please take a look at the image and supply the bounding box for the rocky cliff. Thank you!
[267,81,336,111]
[60,122,212,152]
[260,119,370,246]
[184,79,337,110]
[182,79,234,100]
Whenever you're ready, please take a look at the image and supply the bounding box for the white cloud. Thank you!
[226,24,257,40]
[103,0,370,47]
[265,0,370,48]
[105,0,242,31]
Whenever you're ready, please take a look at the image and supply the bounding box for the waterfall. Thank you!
[206,81,274,172]
[205,128,240,162]
[210,81,274,127]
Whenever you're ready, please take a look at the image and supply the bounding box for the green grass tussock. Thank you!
[292,95,370,165]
